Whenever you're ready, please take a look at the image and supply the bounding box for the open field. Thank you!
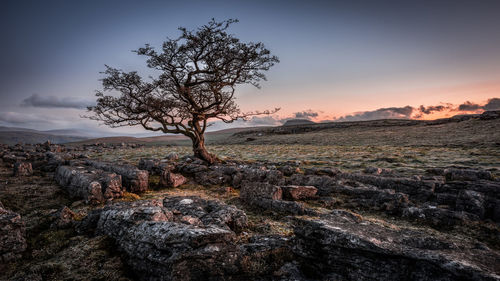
[89,143,500,177]
[2,115,500,280]
[87,117,500,177]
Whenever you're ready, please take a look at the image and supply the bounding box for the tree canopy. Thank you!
[87,19,279,163]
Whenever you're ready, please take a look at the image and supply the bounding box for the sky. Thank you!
[1,0,499,135]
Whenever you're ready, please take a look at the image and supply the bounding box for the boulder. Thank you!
[50,206,77,229]
[43,152,66,171]
[363,166,393,176]
[444,168,493,182]
[455,190,485,218]
[13,162,33,176]
[338,185,410,214]
[55,165,124,204]
[0,205,27,263]
[165,152,179,161]
[293,212,500,281]
[286,174,337,196]
[480,110,500,120]
[162,196,248,233]
[85,160,149,193]
[240,181,283,201]
[402,206,477,227]
[138,158,170,175]
[74,198,297,280]
[240,181,306,214]
[281,185,317,200]
[277,165,301,176]
[338,173,436,202]
[160,170,187,188]
[83,199,246,280]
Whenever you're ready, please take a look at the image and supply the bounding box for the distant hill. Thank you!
[42,129,102,138]
[282,119,315,126]
[0,126,39,132]
[223,111,500,147]
[68,126,270,146]
[0,131,88,145]
[0,126,90,145]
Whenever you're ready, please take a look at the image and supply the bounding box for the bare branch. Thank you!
[86,19,279,163]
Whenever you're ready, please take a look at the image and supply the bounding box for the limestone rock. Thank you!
[50,206,77,229]
[162,196,248,233]
[455,190,486,218]
[55,165,124,204]
[0,204,27,263]
[160,170,187,188]
[13,162,33,176]
[444,168,493,182]
[282,185,318,200]
[293,213,500,281]
[240,181,283,201]
[85,160,149,193]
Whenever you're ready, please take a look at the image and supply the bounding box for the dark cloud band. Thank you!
[458,98,500,112]
[21,94,95,109]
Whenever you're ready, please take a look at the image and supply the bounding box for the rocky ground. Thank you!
[1,132,500,280]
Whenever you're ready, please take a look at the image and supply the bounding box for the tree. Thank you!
[87,19,279,164]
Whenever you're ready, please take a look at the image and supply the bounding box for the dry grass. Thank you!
[88,144,500,177]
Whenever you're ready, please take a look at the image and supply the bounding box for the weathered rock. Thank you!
[231,167,285,188]
[444,168,493,182]
[89,200,235,280]
[364,166,393,176]
[277,165,301,176]
[159,170,187,188]
[455,190,486,218]
[0,205,27,263]
[50,206,76,229]
[240,181,283,201]
[480,110,500,120]
[43,152,66,171]
[175,162,209,175]
[75,198,296,280]
[282,185,318,200]
[304,167,341,177]
[13,162,33,176]
[138,158,170,175]
[55,165,124,204]
[2,154,25,166]
[402,206,477,227]
[163,196,248,233]
[194,169,232,186]
[165,152,179,161]
[86,160,149,193]
[338,173,436,202]
[240,181,306,214]
[286,174,337,196]
[293,212,500,281]
[438,180,500,199]
[340,185,410,214]
[238,235,294,276]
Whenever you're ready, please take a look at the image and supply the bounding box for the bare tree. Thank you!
[87,19,279,163]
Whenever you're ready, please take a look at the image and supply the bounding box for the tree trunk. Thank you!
[192,136,218,164]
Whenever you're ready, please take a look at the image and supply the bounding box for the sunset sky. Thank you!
[1,0,499,135]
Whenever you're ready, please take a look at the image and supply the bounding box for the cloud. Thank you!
[0,111,51,125]
[21,93,95,109]
[483,98,500,110]
[246,116,283,126]
[335,98,499,122]
[293,110,319,119]
[419,104,449,114]
[458,98,500,112]
[458,101,482,111]
[336,106,414,122]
